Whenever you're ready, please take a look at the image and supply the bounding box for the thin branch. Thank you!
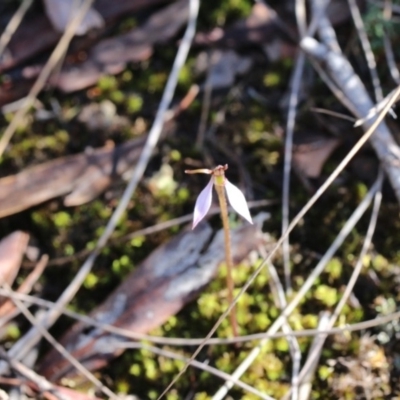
[0,254,48,317]
[2,287,400,344]
[296,312,331,400]
[281,52,306,294]
[0,0,33,59]
[295,0,307,38]
[348,0,383,102]
[383,30,400,85]
[265,260,302,400]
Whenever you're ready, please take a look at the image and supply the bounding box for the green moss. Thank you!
[130,236,145,247]
[5,323,21,340]
[129,363,141,376]
[178,63,192,88]
[84,272,99,289]
[98,75,118,91]
[53,211,72,228]
[110,90,125,104]
[325,258,342,281]
[148,72,168,93]
[314,285,338,307]
[112,254,133,276]
[126,94,143,113]
[318,365,333,380]
[263,72,281,87]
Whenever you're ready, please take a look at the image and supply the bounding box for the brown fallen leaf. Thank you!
[51,0,189,92]
[0,136,146,218]
[292,132,341,178]
[0,231,29,296]
[38,219,266,382]
[0,0,171,73]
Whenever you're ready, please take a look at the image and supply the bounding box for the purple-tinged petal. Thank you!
[225,179,253,224]
[192,178,214,229]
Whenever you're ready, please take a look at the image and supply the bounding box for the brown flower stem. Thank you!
[214,183,239,338]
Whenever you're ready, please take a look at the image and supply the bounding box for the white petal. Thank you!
[193,178,213,229]
[225,179,253,224]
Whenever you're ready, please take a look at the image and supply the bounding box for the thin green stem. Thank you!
[215,183,238,338]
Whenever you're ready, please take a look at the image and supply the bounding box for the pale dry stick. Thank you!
[311,0,340,53]
[0,254,48,318]
[212,159,383,400]
[1,0,199,374]
[296,312,331,400]
[264,259,301,400]
[45,213,195,267]
[0,0,95,158]
[3,288,400,346]
[0,0,33,59]
[294,169,384,390]
[353,86,400,127]
[310,107,356,122]
[0,348,68,400]
[159,86,400,400]
[309,58,359,117]
[0,284,118,399]
[281,53,306,294]
[0,308,19,333]
[282,1,308,391]
[116,343,276,400]
[348,0,384,102]
[295,0,307,38]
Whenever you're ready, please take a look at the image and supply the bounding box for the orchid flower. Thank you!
[185,164,253,229]
[186,164,251,337]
